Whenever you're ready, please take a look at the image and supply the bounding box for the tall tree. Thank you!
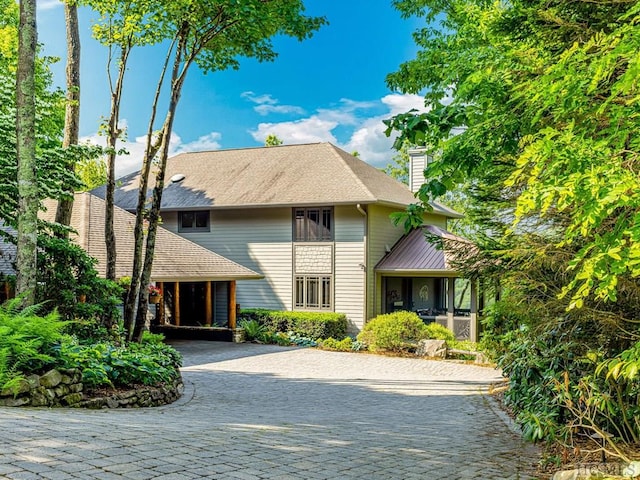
[87,1,326,341]
[15,0,38,305]
[54,0,81,229]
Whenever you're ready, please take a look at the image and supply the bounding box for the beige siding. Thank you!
[366,205,448,321]
[334,206,366,332]
[163,208,292,311]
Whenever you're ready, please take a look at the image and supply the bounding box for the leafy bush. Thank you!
[63,318,115,344]
[357,311,428,352]
[0,300,68,391]
[239,309,347,340]
[319,336,365,352]
[239,319,267,342]
[424,322,455,342]
[55,337,182,389]
[36,235,123,327]
[287,333,317,347]
[478,300,527,361]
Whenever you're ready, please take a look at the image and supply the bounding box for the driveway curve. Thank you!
[0,341,539,479]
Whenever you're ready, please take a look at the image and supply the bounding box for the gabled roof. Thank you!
[40,193,261,282]
[94,142,461,217]
[375,225,468,273]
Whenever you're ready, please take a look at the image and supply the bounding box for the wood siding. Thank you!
[334,205,366,332]
[366,205,448,321]
[161,209,292,310]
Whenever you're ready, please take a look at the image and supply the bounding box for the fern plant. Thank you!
[0,298,67,392]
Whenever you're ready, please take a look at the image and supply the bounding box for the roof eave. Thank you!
[374,269,459,276]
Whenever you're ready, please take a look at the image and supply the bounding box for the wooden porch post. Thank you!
[470,279,478,342]
[205,281,212,326]
[447,277,455,333]
[174,282,181,326]
[228,280,237,329]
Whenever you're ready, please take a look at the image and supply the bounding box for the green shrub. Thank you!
[424,322,455,342]
[357,311,428,352]
[239,319,267,342]
[55,338,182,389]
[319,336,365,352]
[0,300,68,391]
[239,309,347,340]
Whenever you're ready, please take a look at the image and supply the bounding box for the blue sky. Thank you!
[36,0,427,176]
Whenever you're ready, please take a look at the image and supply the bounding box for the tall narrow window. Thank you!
[293,207,333,241]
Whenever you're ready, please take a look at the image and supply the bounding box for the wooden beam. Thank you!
[174,282,181,326]
[228,280,237,329]
[205,281,212,326]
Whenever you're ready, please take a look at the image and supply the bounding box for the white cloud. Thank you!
[37,0,62,11]
[249,93,428,167]
[251,117,338,145]
[241,91,306,116]
[80,121,222,178]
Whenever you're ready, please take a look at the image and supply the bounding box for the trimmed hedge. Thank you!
[239,308,347,340]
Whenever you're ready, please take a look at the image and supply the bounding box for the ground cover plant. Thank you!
[0,300,182,398]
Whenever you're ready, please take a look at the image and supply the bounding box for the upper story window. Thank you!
[294,207,333,241]
[178,210,210,232]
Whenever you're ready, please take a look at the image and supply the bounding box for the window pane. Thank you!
[307,209,320,241]
[306,277,319,308]
[181,212,194,229]
[294,209,305,241]
[321,277,331,309]
[295,276,305,308]
[321,208,331,240]
[195,211,209,228]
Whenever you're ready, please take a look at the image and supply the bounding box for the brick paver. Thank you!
[0,342,539,479]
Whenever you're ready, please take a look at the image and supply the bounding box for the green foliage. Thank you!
[239,319,267,342]
[319,336,365,352]
[239,309,347,340]
[357,311,428,353]
[264,134,283,147]
[55,337,182,389]
[423,322,455,343]
[0,300,67,391]
[36,234,123,327]
[382,138,411,185]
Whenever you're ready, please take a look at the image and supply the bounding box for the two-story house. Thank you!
[100,142,478,339]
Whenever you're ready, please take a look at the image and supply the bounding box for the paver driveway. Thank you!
[0,341,539,479]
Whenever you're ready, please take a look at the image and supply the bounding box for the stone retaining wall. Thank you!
[0,368,183,408]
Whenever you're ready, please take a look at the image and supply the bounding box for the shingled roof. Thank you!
[95,142,461,217]
[41,193,261,282]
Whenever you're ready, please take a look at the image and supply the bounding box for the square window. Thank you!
[179,211,210,232]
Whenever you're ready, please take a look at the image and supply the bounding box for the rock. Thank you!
[551,468,605,480]
[40,369,62,388]
[54,385,70,397]
[1,378,31,396]
[415,339,447,358]
[69,383,83,393]
[62,393,84,406]
[623,461,640,477]
[0,396,30,407]
[30,389,51,407]
[26,374,40,389]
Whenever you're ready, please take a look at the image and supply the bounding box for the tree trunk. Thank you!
[55,1,81,229]
[15,0,38,306]
[104,45,130,281]
[124,35,182,341]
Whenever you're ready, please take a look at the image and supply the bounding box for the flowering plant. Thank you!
[148,285,161,296]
